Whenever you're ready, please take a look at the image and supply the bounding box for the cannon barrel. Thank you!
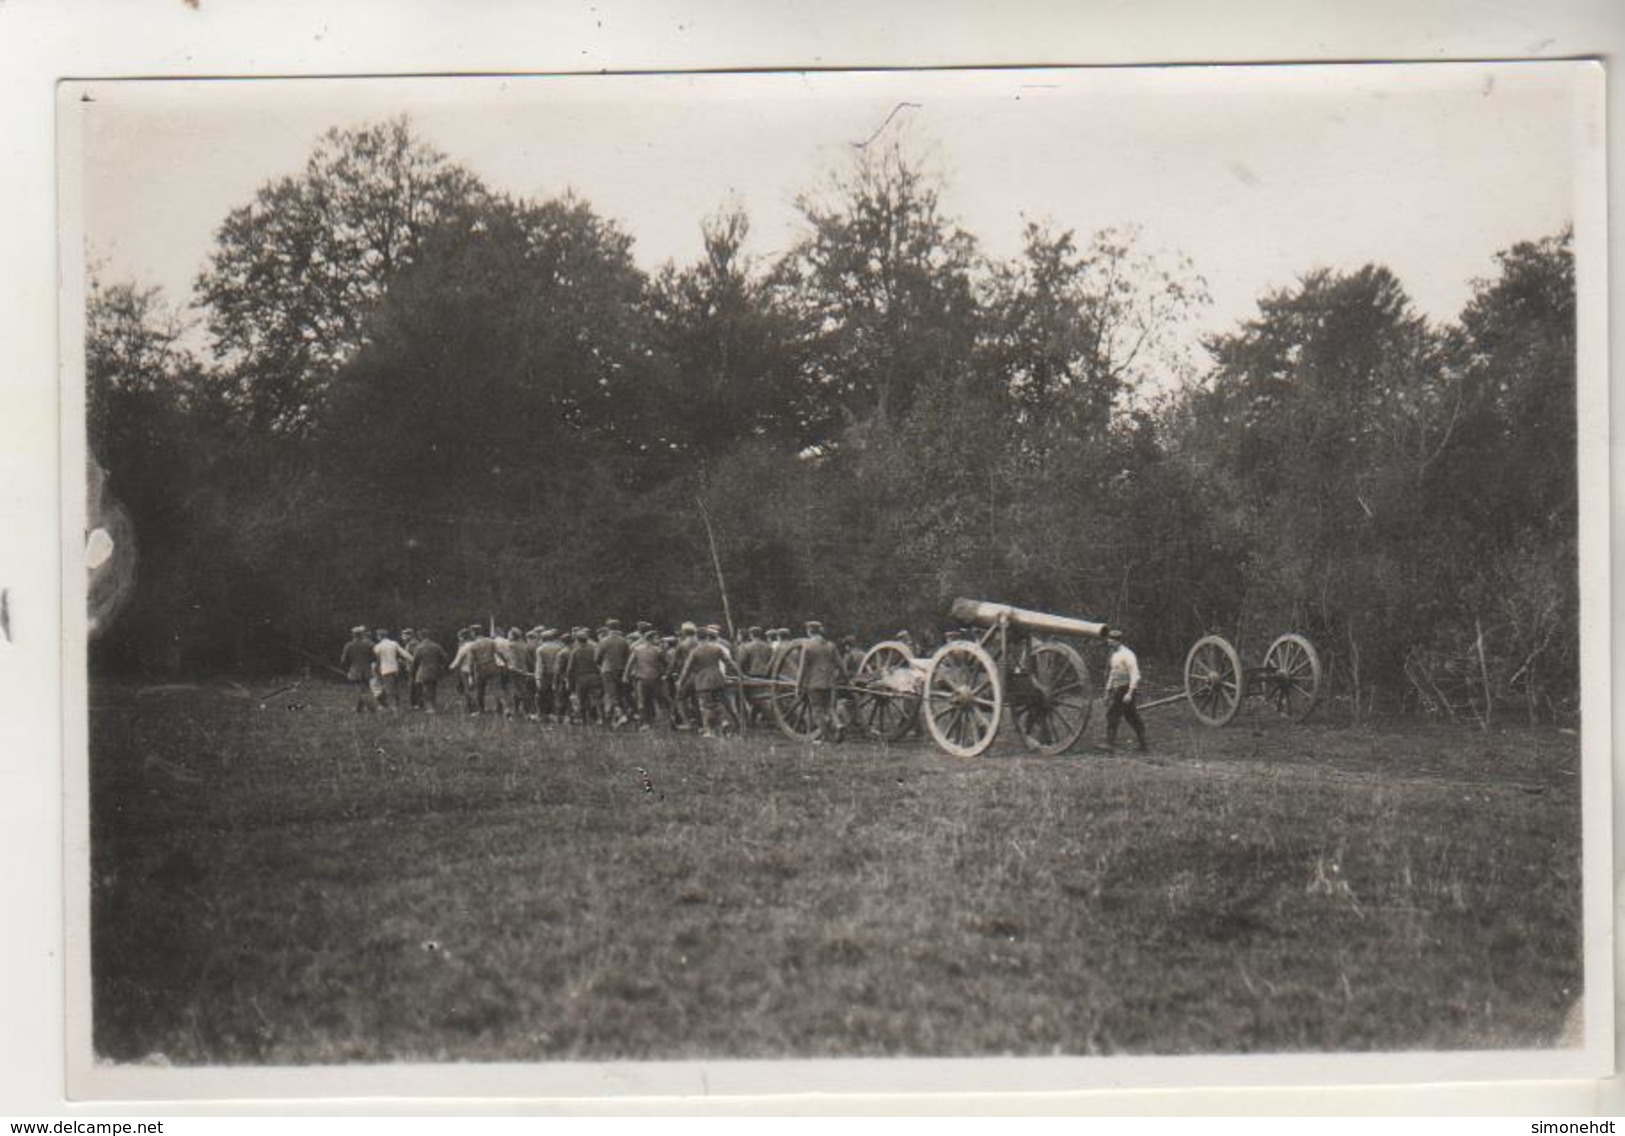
[949,597,1111,641]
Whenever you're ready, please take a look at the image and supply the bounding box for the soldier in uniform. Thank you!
[658,635,681,728]
[400,629,422,708]
[566,627,602,724]
[373,628,410,711]
[796,620,846,742]
[467,625,502,715]
[411,629,448,713]
[735,626,771,726]
[678,625,737,738]
[624,628,668,729]
[534,629,565,722]
[596,618,632,726]
[487,626,513,716]
[340,626,378,713]
[516,628,541,719]
[766,628,793,676]
[668,621,700,730]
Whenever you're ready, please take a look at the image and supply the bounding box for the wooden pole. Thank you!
[695,495,737,642]
[1475,616,1493,730]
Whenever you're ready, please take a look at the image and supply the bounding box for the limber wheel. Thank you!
[922,641,1003,757]
[1185,634,1243,727]
[852,641,921,742]
[769,642,819,742]
[1013,641,1093,756]
[1262,633,1323,721]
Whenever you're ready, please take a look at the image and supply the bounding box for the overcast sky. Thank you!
[73,63,1587,358]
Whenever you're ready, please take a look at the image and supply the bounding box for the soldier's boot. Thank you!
[1104,724,1119,751]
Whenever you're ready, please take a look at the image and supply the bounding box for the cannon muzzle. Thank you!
[949,597,1111,641]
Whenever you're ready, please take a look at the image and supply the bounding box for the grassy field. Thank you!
[88,676,1584,1064]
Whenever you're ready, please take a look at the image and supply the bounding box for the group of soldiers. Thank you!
[338,617,1150,750]
[339,619,862,741]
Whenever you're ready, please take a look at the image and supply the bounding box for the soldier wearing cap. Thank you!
[533,629,565,722]
[734,627,771,726]
[411,628,448,713]
[445,627,473,709]
[566,627,603,724]
[340,626,378,713]
[370,628,409,711]
[668,621,700,729]
[597,618,632,726]
[678,625,738,738]
[401,629,426,709]
[511,628,540,719]
[624,625,668,729]
[1103,626,1148,752]
[464,625,502,715]
[796,620,847,742]
[765,628,791,675]
[487,626,518,717]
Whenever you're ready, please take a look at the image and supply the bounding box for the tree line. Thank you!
[87,117,1578,723]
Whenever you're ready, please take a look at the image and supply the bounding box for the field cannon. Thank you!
[761,600,1100,754]
[914,599,1106,757]
[762,598,1323,756]
[763,603,1091,752]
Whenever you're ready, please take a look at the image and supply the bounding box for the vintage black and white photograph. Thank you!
[62,63,1608,1095]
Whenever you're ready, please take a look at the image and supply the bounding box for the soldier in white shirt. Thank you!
[373,629,411,711]
[1103,627,1148,752]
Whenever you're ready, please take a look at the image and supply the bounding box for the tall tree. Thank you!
[86,276,194,454]
[979,223,1209,441]
[1188,265,1443,701]
[644,206,810,456]
[778,137,980,440]
[195,116,487,434]
[1413,229,1578,720]
[1429,229,1576,549]
[302,192,656,624]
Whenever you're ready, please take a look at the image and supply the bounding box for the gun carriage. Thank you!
[761,598,1323,757]
[1140,630,1323,728]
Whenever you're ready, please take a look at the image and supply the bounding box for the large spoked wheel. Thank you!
[1262,633,1323,721]
[922,641,1003,757]
[1013,642,1093,755]
[739,672,775,724]
[853,641,920,742]
[1185,634,1244,727]
[769,642,819,742]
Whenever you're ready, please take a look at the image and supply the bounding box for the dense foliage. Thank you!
[87,118,1580,721]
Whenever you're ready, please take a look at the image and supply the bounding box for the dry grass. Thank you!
[88,678,1583,1063]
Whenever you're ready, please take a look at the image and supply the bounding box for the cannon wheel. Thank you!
[768,642,820,742]
[853,641,920,742]
[1013,641,1093,755]
[1185,634,1244,727]
[922,641,1004,757]
[1262,633,1323,721]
